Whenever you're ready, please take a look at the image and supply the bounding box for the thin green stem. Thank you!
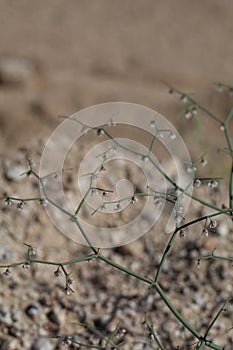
[204,299,229,339]
[144,315,166,350]
[154,211,231,282]
[74,218,98,254]
[98,254,152,284]
[201,248,233,262]
[0,254,97,269]
[163,82,223,124]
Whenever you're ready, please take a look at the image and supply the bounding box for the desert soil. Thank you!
[0,1,232,349]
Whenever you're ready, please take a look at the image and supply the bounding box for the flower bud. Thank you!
[54,267,63,279]
[179,229,186,238]
[2,267,12,279]
[194,179,201,187]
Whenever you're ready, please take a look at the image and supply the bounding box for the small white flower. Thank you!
[208,219,217,230]
[5,198,13,206]
[22,263,31,270]
[102,191,109,200]
[40,198,48,207]
[187,165,196,173]
[96,128,104,136]
[62,338,72,346]
[220,125,225,131]
[54,267,63,279]
[191,106,198,115]
[201,228,209,237]
[169,132,177,140]
[201,158,208,167]
[114,203,122,211]
[17,200,26,211]
[180,95,188,103]
[179,229,186,238]
[130,196,138,204]
[208,180,218,189]
[91,189,98,197]
[64,286,72,296]
[185,110,192,119]
[150,120,156,128]
[157,132,164,139]
[141,155,149,162]
[194,179,201,187]
[2,268,12,279]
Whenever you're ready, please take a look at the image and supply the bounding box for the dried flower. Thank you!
[150,120,156,128]
[114,202,122,211]
[179,229,186,238]
[28,246,36,259]
[180,94,188,103]
[5,198,13,206]
[62,337,72,346]
[185,110,192,119]
[208,180,218,189]
[39,198,48,207]
[191,106,198,115]
[220,124,225,131]
[157,132,164,139]
[67,277,75,286]
[2,267,12,279]
[102,191,109,200]
[17,200,26,211]
[141,155,149,162]
[64,286,72,296]
[54,267,63,279]
[22,262,31,270]
[208,219,217,230]
[201,228,209,237]
[201,158,207,167]
[118,327,127,339]
[130,196,138,204]
[187,165,196,173]
[96,128,104,136]
[194,179,202,187]
[169,132,177,140]
[91,188,98,197]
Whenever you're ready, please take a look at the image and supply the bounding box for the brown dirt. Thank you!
[0,1,232,349]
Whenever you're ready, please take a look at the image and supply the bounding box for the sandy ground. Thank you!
[0,1,232,349]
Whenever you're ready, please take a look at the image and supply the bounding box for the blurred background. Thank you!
[0,2,233,349]
[0,0,232,159]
